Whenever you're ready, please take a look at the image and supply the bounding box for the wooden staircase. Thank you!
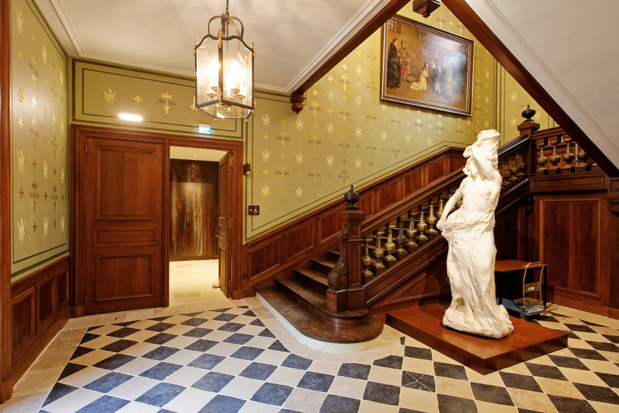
[257,119,546,343]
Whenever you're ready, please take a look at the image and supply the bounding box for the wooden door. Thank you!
[218,153,231,296]
[84,137,163,314]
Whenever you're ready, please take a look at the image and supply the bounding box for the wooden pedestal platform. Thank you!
[387,305,567,374]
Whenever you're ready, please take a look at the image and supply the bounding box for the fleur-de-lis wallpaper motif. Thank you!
[326,155,334,166]
[354,127,362,137]
[41,44,47,64]
[59,69,64,86]
[261,185,271,197]
[61,216,65,232]
[103,88,117,103]
[427,136,433,146]
[295,118,304,130]
[17,150,25,172]
[510,91,518,101]
[43,217,48,235]
[18,219,26,241]
[262,114,271,126]
[16,10,24,34]
[18,86,24,102]
[43,160,48,178]
[326,123,334,134]
[327,91,335,101]
[355,158,362,168]
[61,167,65,183]
[380,130,387,141]
[355,96,362,106]
[295,187,304,198]
[261,150,271,162]
[295,153,303,164]
[355,65,362,75]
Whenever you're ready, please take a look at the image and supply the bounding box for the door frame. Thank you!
[73,125,244,315]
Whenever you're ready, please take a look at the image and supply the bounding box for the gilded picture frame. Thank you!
[381,15,474,116]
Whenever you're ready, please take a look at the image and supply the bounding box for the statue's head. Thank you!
[463,129,501,176]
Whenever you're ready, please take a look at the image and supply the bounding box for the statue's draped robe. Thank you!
[441,179,513,339]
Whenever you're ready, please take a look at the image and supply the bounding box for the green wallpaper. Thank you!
[11,0,69,277]
[72,60,243,139]
[245,5,498,238]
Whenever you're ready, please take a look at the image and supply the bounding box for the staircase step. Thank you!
[293,268,329,293]
[326,250,339,261]
[310,258,335,275]
[257,287,383,343]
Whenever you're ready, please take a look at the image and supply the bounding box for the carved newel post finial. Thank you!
[522,105,536,122]
[344,184,360,210]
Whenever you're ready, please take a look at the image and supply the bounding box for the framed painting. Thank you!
[381,15,474,116]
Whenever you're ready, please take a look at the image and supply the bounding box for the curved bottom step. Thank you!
[257,287,383,343]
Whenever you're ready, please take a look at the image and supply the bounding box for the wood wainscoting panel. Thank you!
[248,239,281,282]
[284,223,316,262]
[426,156,449,184]
[537,195,606,307]
[403,167,424,195]
[95,254,155,301]
[377,181,401,211]
[318,210,342,243]
[37,277,56,334]
[11,288,35,359]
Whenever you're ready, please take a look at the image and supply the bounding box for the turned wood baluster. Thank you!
[576,143,590,172]
[548,138,561,172]
[361,237,373,283]
[426,200,438,239]
[509,153,520,185]
[436,194,445,220]
[372,230,386,274]
[384,224,397,265]
[562,136,574,172]
[405,211,418,252]
[416,205,429,245]
[499,159,510,190]
[536,139,548,174]
[395,217,408,259]
[516,150,527,181]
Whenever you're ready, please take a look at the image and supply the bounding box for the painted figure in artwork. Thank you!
[436,129,513,339]
[410,62,429,91]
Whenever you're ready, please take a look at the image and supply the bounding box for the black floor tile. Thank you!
[250,382,293,406]
[434,362,468,380]
[319,395,360,413]
[250,319,265,327]
[587,341,619,353]
[603,334,619,344]
[548,355,589,371]
[563,324,596,333]
[76,395,129,413]
[188,353,226,370]
[574,382,619,404]
[242,310,256,317]
[373,355,403,370]
[192,372,235,392]
[185,339,219,352]
[143,346,180,361]
[239,362,277,380]
[83,372,132,393]
[144,333,177,345]
[499,372,543,392]
[146,322,176,332]
[70,346,94,360]
[135,382,185,407]
[404,346,432,360]
[258,328,276,338]
[224,333,253,345]
[569,347,607,361]
[58,362,87,380]
[525,363,567,380]
[181,317,209,327]
[230,346,264,361]
[94,354,136,371]
[298,372,335,393]
[198,395,245,413]
[80,333,100,344]
[596,372,619,388]
[401,371,435,392]
[547,395,597,413]
[470,382,514,406]
[363,382,400,406]
[281,354,312,370]
[42,383,79,407]
[139,362,182,381]
[268,340,289,352]
[183,327,213,338]
[218,322,245,332]
[107,327,140,338]
[214,313,238,322]
[437,394,478,413]
[101,339,138,353]
[337,363,371,380]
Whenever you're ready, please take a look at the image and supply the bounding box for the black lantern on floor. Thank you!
[194,0,254,120]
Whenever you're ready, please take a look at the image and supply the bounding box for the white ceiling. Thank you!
[170,146,227,162]
[37,0,396,93]
[35,0,619,172]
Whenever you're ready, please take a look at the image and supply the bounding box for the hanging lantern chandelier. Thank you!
[194,0,255,120]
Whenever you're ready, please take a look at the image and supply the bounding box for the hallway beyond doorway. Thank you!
[169,260,226,306]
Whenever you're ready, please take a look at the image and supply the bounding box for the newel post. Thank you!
[518,105,541,176]
[326,185,366,313]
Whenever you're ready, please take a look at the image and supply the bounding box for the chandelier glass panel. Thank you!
[194,0,254,120]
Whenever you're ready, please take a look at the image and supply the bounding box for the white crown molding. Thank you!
[285,0,391,93]
[34,0,78,55]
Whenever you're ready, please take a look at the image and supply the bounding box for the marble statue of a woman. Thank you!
[436,129,513,339]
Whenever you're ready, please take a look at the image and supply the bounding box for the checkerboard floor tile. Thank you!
[33,306,619,412]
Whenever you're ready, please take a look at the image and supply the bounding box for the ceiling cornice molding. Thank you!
[35,0,79,56]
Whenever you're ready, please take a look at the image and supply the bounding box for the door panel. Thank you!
[85,137,163,314]
[218,153,231,296]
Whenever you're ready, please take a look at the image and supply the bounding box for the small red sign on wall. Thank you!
[248,205,260,215]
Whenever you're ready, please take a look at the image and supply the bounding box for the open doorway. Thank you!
[169,146,227,306]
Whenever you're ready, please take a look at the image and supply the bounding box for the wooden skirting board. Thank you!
[387,304,567,375]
